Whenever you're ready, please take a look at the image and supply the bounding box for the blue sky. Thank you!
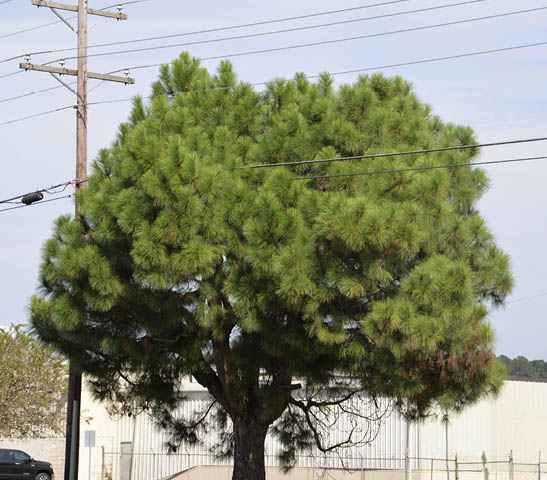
[1,0,546,359]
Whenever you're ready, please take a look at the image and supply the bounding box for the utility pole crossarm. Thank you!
[31,0,127,19]
[19,63,135,84]
[87,6,126,19]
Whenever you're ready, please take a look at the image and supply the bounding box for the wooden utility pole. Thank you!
[76,0,87,188]
[20,2,134,479]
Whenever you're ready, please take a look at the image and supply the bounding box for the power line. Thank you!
[241,137,547,170]
[8,0,488,62]
[288,155,547,181]
[2,156,545,214]
[0,179,83,204]
[0,70,24,80]
[507,293,547,304]
[0,195,72,213]
[0,105,73,126]
[4,38,547,106]
[100,37,547,85]
[0,0,15,5]
[0,82,70,104]
[3,39,547,121]
[100,0,153,8]
[42,6,547,65]
[0,18,73,40]
[0,0,411,42]
[16,0,415,43]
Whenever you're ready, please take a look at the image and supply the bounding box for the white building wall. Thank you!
[418,396,495,462]
[77,384,118,480]
[489,381,547,463]
[75,380,547,480]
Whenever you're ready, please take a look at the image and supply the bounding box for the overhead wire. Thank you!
[0,0,413,47]
[0,0,413,41]
[0,2,425,80]
[0,18,65,40]
[3,39,547,120]
[1,156,545,214]
[4,39,547,106]
[0,195,73,213]
[0,82,71,104]
[507,293,547,304]
[0,179,83,204]
[92,40,547,103]
[5,0,488,62]
[0,70,24,80]
[40,6,547,65]
[241,137,547,170]
[100,0,154,8]
[287,155,547,181]
[0,105,74,126]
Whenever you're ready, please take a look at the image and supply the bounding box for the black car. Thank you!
[0,449,54,480]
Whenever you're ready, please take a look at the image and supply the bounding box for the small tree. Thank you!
[0,325,67,437]
[30,53,512,480]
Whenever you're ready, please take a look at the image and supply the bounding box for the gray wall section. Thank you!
[0,437,65,478]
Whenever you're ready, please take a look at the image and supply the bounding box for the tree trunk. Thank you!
[232,415,268,480]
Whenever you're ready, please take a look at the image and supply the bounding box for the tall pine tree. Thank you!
[31,53,512,480]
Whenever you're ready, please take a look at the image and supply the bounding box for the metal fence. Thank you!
[99,450,547,480]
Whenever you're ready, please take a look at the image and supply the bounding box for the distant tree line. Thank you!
[498,355,547,381]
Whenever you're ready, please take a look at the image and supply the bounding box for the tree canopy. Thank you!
[30,53,512,480]
[0,325,67,437]
[498,355,547,380]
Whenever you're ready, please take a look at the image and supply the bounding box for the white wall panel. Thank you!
[79,380,547,480]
